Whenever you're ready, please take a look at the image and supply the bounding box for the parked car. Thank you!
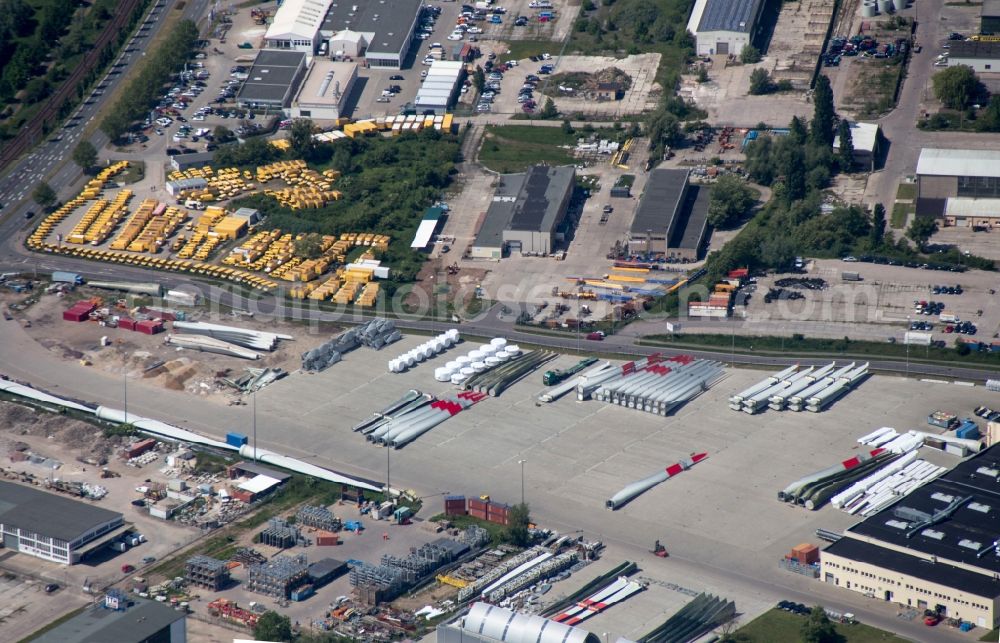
[390,74,404,80]
[44,583,59,593]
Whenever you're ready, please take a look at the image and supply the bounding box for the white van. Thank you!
[184,199,204,210]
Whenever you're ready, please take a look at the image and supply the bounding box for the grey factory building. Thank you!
[821,443,1000,629]
[0,480,125,565]
[914,148,1000,223]
[29,592,186,643]
[983,0,1000,35]
[945,40,1000,73]
[687,0,767,56]
[236,50,309,111]
[628,168,711,261]
[322,0,423,69]
[470,165,575,259]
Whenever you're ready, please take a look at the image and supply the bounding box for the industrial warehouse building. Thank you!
[470,165,575,259]
[0,480,126,564]
[170,151,215,172]
[833,121,882,171]
[915,148,1000,223]
[30,593,186,643]
[414,60,465,115]
[437,602,600,643]
[983,0,1000,35]
[687,0,766,56]
[821,444,1000,629]
[236,50,309,112]
[264,0,332,53]
[628,168,711,261]
[290,59,358,119]
[322,0,423,69]
[945,41,1000,73]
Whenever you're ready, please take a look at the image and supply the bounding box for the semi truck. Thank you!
[52,271,84,285]
[542,357,598,386]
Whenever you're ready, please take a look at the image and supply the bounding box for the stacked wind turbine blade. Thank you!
[166,334,261,360]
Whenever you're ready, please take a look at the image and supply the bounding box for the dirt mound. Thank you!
[0,401,121,463]
[547,67,632,96]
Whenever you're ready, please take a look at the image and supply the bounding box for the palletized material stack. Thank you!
[246,553,309,599]
[258,517,302,549]
[185,554,231,590]
[296,504,341,532]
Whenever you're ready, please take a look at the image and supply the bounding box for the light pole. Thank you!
[386,442,392,503]
[518,459,526,505]
[905,315,910,379]
[251,389,257,462]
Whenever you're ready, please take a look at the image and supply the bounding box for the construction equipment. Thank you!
[652,540,668,558]
[542,357,598,386]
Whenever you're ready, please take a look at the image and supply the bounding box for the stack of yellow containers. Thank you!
[66,200,108,244]
[356,282,379,307]
[307,276,341,300]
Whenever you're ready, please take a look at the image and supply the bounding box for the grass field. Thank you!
[478,124,622,173]
[737,609,910,642]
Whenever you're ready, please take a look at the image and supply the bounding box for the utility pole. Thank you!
[518,459,526,505]
[386,443,391,502]
[252,389,257,462]
[905,315,910,379]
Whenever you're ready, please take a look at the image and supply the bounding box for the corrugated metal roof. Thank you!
[697,0,763,33]
[237,474,282,494]
[0,480,123,543]
[833,121,879,153]
[945,196,1000,218]
[463,602,598,643]
[916,148,1000,178]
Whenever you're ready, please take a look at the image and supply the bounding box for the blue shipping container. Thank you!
[956,424,981,440]
[291,584,314,601]
[226,432,248,447]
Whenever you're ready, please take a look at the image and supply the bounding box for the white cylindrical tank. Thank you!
[861,1,877,16]
[506,344,521,356]
[485,356,500,367]
[876,0,891,13]
[469,350,484,361]
[457,355,472,366]
[891,0,905,10]
[495,350,510,361]
[446,360,460,370]
[490,337,507,348]
[434,367,451,381]
[404,354,416,367]
[472,361,487,372]
[460,367,475,377]
[451,373,466,384]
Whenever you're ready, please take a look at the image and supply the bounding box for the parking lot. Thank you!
[0,570,89,642]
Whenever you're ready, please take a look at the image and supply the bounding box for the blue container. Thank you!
[226,432,248,447]
[291,584,314,601]
[956,422,981,440]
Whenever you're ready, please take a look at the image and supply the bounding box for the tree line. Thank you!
[100,19,199,142]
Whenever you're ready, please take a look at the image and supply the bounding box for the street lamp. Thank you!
[905,315,910,379]
[518,459,527,505]
[251,389,257,462]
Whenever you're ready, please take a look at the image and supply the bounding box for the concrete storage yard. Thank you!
[2,302,996,638]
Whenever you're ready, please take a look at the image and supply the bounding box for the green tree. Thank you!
[956,338,971,356]
[33,182,56,209]
[788,115,807,145]
[213,125,236,143]
[696,65,709,83]
[72,141,98,172]
[289,118,316,160]
[811,74,836,146]
[707,175,756,228]
[836,119,854,170]
[473,65,485,93]
[293,233,324,259]
[561,118,573,134]
[932,65,981,110]
[254,611,292,642]
[801,606,841,643]
[740,45,761,64]
[539,97,558,119]
[977,95,1000,131]
[505,503,531,546]
[869,203,886,247]
[647,109,682,150]
[748,68,772,95]
[907,216,938,249]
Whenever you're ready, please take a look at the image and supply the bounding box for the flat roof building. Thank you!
[915,148,1000,219]
[322,0,423,69]
[983,0,1000,35]
[414,60,465,114]
[29,593,186,643]
[833,121,882,171]
[170,151,215,172]
[0,480,125,565]
[264,0,333,53]
[471,165,575,259]
[946,41,1000,72]
[290,59,358,120]
[628,169,711,261]
[821,442,1000,629]
[687,0,767,57]
[236,50,309,112]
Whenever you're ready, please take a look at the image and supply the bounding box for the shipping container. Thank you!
[52,271,84,285]
[118,318,136,331]
[291,584,315,601]
[226,432,248,448]
[468,498,487,511]
[135,320,164,335]
[316,533,339,546]
[468,508,488,520]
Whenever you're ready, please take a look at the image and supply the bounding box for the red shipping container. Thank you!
[118,318,136,331]
[145,308,176,322]
[63,303,95,322]
[316,531,339,546]
[468,508,487,520]
[126,438,157,459]
[135,320,164,335]
[468,499,487,511]
[231,488,254,503]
